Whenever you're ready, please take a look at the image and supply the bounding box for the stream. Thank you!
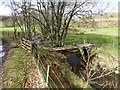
[0,38,5,66]
[0,37,5,88]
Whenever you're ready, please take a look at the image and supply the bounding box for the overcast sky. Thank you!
[0,0,119,15]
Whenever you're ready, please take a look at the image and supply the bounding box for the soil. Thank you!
[2,38,12,62]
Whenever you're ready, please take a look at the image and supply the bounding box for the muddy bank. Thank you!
[1,38,12,62]
[0,38,12,84]
[0,37,12,89]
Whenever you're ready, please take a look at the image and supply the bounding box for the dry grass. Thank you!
[77,47,118,89]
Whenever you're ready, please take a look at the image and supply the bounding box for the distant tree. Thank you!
[17,0,37,40]
[4,0,36,40]
[3,0,20,39]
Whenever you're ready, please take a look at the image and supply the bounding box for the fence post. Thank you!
[46,65,50,85]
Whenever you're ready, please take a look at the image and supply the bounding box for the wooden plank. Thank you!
[77,44,97,48]
[21,43,31,49]
[43,58,65,88]
[44,46,78,52]
[22,41,31,47]
[21,45,31,52]
[44,44,96,52]
[22,38,33,44]
[21,43,31,50]
[20,38,33,52]
[46,65,50,85]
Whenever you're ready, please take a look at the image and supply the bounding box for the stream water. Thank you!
[0,38,5,64]
[0,46,5,58]
[0,38,4,88]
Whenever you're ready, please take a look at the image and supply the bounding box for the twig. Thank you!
[46,65,50,85]
[90,71,115,81]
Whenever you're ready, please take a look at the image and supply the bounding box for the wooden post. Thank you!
[46,65,50,85]
[83,39,86,44]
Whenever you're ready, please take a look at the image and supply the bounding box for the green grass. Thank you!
[0,22,2,27]
[3,48,26,88]
[0,25,21,32]
[0,27,20,32]
[0,21,13,28]
[1,26,118,56]
[65,27,119,56]
[86,27,118,37]
[1,31,34,88]
[2,47,36,88]
[0,27,14,32]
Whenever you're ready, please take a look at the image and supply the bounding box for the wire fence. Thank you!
[20,38,69,88]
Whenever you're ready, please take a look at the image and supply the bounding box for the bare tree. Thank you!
[5,0,109,47]
[19,0,37,40]
[4,0,37,40]
[28,0,100,47]
[4,0,18,39]
[77,46,118,89]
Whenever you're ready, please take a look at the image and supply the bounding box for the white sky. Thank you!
[0,0,119,15]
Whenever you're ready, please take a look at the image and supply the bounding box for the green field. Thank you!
[65,27,118,56]
[0,27,14,32]
[1,26,118,56]
[87,27,118,37]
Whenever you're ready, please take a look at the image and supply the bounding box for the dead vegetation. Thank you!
[37,44,119,89]
[77,47,118,89]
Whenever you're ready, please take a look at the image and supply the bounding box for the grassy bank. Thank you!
[2,47,46,88]
[3,47,38,88]
[3,48,30,88]
[2,33,45,88]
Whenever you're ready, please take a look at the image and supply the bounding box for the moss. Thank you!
[61,68,95,89]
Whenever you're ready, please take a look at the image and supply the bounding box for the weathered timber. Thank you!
[22,41,31,47]
[44,44,96,52]
[22,38,33,44]
[44,45,78,52]
[21,45,31,52]
[43,44,97,72]
[21,43,31,50]
[20,38,33,52]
